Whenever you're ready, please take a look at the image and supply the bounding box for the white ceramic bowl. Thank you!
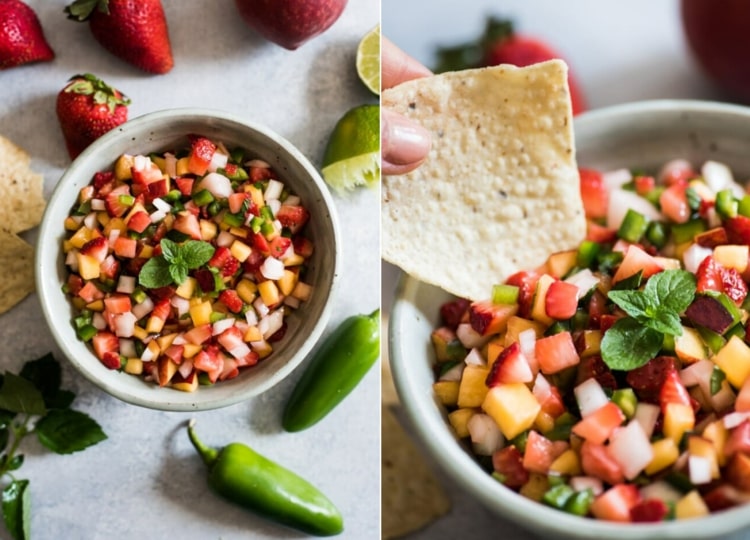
[36,108,340,411]
[389,100,750,539]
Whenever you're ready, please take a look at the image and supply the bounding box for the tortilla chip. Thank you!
[0,135,46,234]
[0,231,35,314]
[382,406,451,538]
[382,60,585,301]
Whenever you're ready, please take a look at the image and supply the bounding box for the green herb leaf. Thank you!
[19,354,60,402]
[160,238,179,263]
[601,318,663,371]
[168,263,188,286]
[138,256,173,289]
[645,269,696,314]
[2,454,23,472]
[644,306,683,336]
[35,409,107,454]
[181,240,215,269]
[607,289,653,321]
[2,479,29,540]
[0,375,46,416]
[711,366,727,395]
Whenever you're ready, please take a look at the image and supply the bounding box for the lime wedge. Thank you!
[321,104,380,192]
[356,25,380,95]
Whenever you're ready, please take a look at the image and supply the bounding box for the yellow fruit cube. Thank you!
[645,437,680,475]
[243,326,262,342]
[176,156,190,176]
[146,314,166,334]
[714,335,750,388]
[674,490,709,520]
[229,240,252,262]
[674,326,708,364]
[139,244,154,259]
[132,326,148,341]
[578,330,602,358]
[114,154,134,180]
[156,333,178,351]
[175,277,197,299]
[278,269,299,297]
[123,358,143,375]
[283,252,305,267]
[236,279,258,303]
[448,408,476,438]
[200,219,218,241]
[519,473,550,502]
[250,339,273,358]
[702,420,729,466]
[663,402,695,443]
[457,365,490,409]
[183,344,202,359]
[688,435,720,479]
[530,274,555,326]
[258,280,280,307]
[433,380,460,407]
[504,316,545,347]
[189,301,213,327]
[246,184,265,209]
[76,253,101,280]
[549,449,581,476]
[291,281,312,302]
[172,375,199,393]
[546,249,578,279]
[69,227,97,249]
[482,383,541,440]
[533,410,555,434]
[713,244,749,273]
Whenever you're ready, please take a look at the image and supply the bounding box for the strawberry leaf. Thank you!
[35,409,107,455]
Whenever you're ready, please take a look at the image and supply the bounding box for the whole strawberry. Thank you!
[0,0,54,69]
[65,0,173,74]
[56,74,131,160]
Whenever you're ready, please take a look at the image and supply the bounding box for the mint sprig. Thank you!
[139,238,215,289]
[601,269,696,371]
[0,353,107,540]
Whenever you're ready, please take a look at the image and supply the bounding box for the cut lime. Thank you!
[321,104,380,192]
[356,25,380,95]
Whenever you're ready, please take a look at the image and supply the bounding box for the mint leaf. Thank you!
[181,240,215,269]
[644,306,683,336]
[160,238,179,263]
[168,263,188,286]
[601,318,663,370]
[2,479,29,540]
[139,256,173,288]
[19,354,60,403]
[35,409,107,454]
[645,269,695,313]
[0,375,46,416]
[608,289,653,321]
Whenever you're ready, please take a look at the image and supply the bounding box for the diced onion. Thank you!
[264,179,284,201]
[259,309,284,339]
[114,312,137,338]
[207,151,228,173]
[244,308,259,326]
[253,297,270,318]
[84,212,98,230]
[212,318,235,336]
[565,268,600,299]
[468,413,504,456]
[229,343,252,360]
[689,455,713,485]
[603,168,632,190]
[152,197,171,212]
[178,358,194,379]
[92,312,107,330]
[607,188,662,230]
[682,243,713,274]
[702,160,734,192]
[267,198,281,217]
[634,402,661,439]
[456,323,490,349]
[463,347,485,367]
[246,159,270,169]
[260,256,285,280]
[198,172,233,198]
[574,378,609,418]
[149,210,167,223]
[90,199,105,211]
[569,476,603,496]
[116,275,136,294]
[119,339,136,358]
[608,421,654,480]
[132,297,155,320]
[439,362,464,382]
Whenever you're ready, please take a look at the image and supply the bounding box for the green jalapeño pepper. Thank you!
[187,420,343,537]
[282,309,380,432]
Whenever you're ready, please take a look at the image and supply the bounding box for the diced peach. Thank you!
[482,383,541,439]
[457,365,490,409]
[714,336,750,389]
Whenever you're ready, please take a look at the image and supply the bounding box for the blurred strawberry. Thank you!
[0,0,54,70]
[65,0,173,74]
[56,73,131,159]
[434,16,586,115]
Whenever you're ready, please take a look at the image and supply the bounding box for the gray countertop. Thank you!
[382,0,750,538]
[0,1,379,539]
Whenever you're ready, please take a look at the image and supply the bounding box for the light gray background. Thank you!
[0,1,379,539]
[382,1,749,539]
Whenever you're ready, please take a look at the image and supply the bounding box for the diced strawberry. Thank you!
[217,326,245,352]
[104,185,132,217]
[587,289,609,329]
[113,236,138,259]
[183,324,212,345]
[172,211,201,240]
[148,285,175,301]
[535,331,580,374]
[579,168,609,220]
[626,356,678,404]
[703,484,742,512]
[131,157,163,185]
[218,358,240,381]
[580,440,626,486]
[66,274,84,296]
[659,368,692,412]
[696,255,748,305]
[724,420,750,458]
[491,445,529,488]
[223,163,239,177]
[659,183,691,224]
[219,289,244,313]
[78,281,104,303]
[252,233,270,255]
[221,257,240,277]
[80,236,109,263]
[187,136,216,176]
[101,351,122,370]
[228,192,249,214]
[575,355,618,391]
[633,175,656,196]
[127,211,151,233]
[725,216,750,245]
[99,255,120,281]
[193,268,215,292]
[590,484,640,522]
[505,270,539,318]
[586,221,618,243]
[468,300,518,336]
[612,245,664,284]
[439,298,470,330]
[146,178,169,201]
[522,430,568,474]
[193,345,223,382]
[208,246,231,268]
[104,294,131,314]
[485,342,533,386]
[532,374,567,418]
[92,331,119,363]
[150,298,171,321]
[174,176,194,197]
[545,280,579,320]
[695,227,729,248]
[572,402,626,445]
[628,497,669,523]
[236,350,260,367]
[292,235,314,258]
[249,165,274,182]
[276,204,310,234]
[269,236,291,258]
[93,170,115,192]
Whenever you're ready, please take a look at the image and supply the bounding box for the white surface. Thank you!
[0,1,379,539]
[382,1,749,539]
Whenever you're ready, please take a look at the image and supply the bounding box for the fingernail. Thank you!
[382,111,431,166]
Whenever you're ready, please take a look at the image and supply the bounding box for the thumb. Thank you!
[381,108,432,176]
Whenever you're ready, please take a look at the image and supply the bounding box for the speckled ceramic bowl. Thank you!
[36,108,340,411]
[390,100,750,539]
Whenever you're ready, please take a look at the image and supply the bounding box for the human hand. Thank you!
[381,37,433,176]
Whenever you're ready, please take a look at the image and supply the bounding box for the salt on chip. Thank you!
[382,60,585,301]
[0,135,46,234]
[0,231,35,314]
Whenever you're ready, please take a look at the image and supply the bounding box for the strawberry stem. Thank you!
[434,15,515,73]
[65,0,110,21]
[63,73,130,114]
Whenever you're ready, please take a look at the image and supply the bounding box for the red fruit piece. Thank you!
[580,440,626,486]
[630,499,669,523]
[491,445,529,488]
[65,0,173,74]
[439,298,470,330]
[626,356,678,404]
[535,331,580,375]
[485,342,533,386]
[544,280,579,320]
[56,73,130,160]
[187,136,216,176]
[579,168,609,220]
[695,255,748,305]
[80,236,108,263]
[505,270,539,318]
[575,355,618,391]
[276,205,310,234]
[659,369,692,412]
[468,300,518,336]
[219,290,244,314]
[92,331,120,368]
[269,236,291,259]
[724,215,750,245]
[0,0,54,70]
[127,211,151,233]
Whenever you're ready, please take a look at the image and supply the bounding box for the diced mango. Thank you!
[486,336,505,365]
[674,490,710,520]
[433,380,460,407]
[183,343,202,359]
[175,277,197,299]
[548,448,581,476]
[447,408,476,438]
[703,420,729,466]
[645,437,680,475]
[504,316,545,347]
[172,374,199,393]
[236,279,258,303]
[533,410,555,434]
[123,358,143,375]
[176,156,190,176]
[146,314,166,334]
[258,280,280,307]
[283,252,305,267]
[76,253,101,280]
[132,326,148,341]
[482,383,541,440]
[714,335,750,388]
[229,240,252,262]
[200,219,218,241]
[243,326,262,342]
[663,402,695,443]
[69,226,98,249]
[530,274,555,326]
[278,269,299,297]
[457,365,490,408]
[189,301,213,327]
[114,154,134,180]
[156,333,178,351]
[246,184,265,209]
[713,244,749,273]
[546,249,578,279]
[291,281,312,302]
[577,330,602,358]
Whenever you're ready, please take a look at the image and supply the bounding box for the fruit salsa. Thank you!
[432,159,750,522]
[62,135,313,392]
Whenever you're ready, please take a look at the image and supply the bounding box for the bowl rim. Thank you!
[390,99,750,538]
[36,107,341,411]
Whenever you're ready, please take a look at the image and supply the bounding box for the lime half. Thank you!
[356,25,380,95]
[321,104,380,192]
